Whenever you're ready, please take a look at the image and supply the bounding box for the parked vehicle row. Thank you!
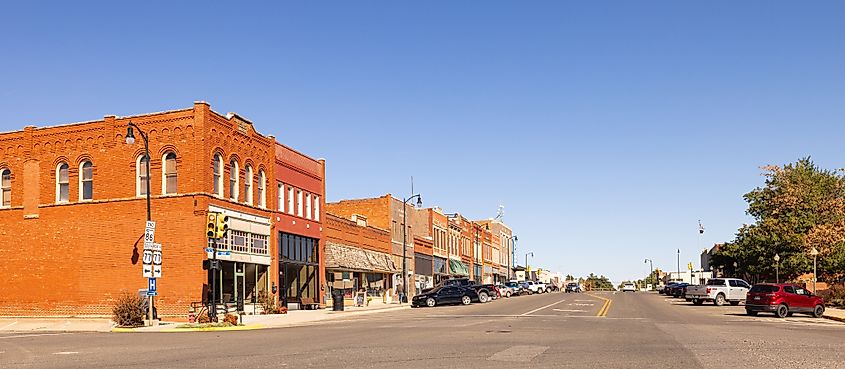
[411,278,562,308]
[658,278,826,319]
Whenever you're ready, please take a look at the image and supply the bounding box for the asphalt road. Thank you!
[3,291,845,368]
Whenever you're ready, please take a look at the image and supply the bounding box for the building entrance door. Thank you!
[234,262,246,304]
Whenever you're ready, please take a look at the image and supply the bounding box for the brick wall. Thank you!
[0,102,280,317]
[324,213,390,254]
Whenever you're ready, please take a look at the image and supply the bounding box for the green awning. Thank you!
[449,259,469,276]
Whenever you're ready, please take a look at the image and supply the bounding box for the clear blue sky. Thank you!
[2,1,844,283]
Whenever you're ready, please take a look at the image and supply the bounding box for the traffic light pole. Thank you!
[210,237,218,322]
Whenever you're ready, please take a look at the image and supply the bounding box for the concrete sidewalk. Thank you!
[0,302,411,333]
[119,302,411,332]
[823,306,845,323]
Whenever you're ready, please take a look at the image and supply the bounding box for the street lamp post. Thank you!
[774,253,780,284]
[125,122,154,326]
[525,252,534,281]
[810,248,819,293]
[510,235,518,281]
[676,249,680,283]
[401,194,422,303]
[644,259,653,290]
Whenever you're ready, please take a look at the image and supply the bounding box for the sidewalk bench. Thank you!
[301,297,319,310]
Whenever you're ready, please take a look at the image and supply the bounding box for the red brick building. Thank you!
[326,194,417,296]
[0,102,323,316]
[323,213,398,303]
[272,143,326,308]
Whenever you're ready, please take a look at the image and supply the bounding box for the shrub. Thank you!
[819,284,845,306]
[257,291,279,314]
[278,306,288,314]
[112,292,146,327]
[197,313,211,324]
[223,314,239,326]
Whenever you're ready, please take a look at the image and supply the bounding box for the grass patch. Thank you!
[176,322,243,329]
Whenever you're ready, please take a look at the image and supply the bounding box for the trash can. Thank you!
[332,289,344,311]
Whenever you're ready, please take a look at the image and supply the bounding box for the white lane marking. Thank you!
[53,352,79,355]
[553,309,585,312]
[569,303,594,306]
[574,300,594,302]
[0,333,75,339]
[521,299,570,316]
[489,345,549,362]
[428,314,558,318]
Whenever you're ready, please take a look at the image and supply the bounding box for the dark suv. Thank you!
[437,278,495,303]
[565,282,582,293]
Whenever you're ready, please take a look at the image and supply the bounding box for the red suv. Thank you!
[745,283,825,318]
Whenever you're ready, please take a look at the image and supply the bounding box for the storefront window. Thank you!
[279,232,320,307]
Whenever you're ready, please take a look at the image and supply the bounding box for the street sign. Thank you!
[144,221,156,247]
[147,278,157,296]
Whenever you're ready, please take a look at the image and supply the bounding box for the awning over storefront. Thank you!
[325,242,399,273]
[449,259,469,276]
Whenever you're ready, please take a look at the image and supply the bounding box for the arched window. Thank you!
[213,154,223,197]
[136,155,149,197]
[229,159,239,201]
[163,152,177,195]
[258,170,266,208]
[1,169,11,207]
[79,161,93,201]
[245,165,253,205]
[56,163,69,203]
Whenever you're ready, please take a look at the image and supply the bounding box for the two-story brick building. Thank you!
[0,102,323,317]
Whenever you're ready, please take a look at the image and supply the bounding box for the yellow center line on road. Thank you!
[585,293,612,317]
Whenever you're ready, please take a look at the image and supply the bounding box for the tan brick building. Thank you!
[0,102,323,317]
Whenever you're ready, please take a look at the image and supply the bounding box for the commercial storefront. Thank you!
[207,206,272,305]
[279,232,320,309]
[414,253,433,292]
[325,242,398,300]
[483,265,494,284]
[433,256,449,285]
[473,264,482,282]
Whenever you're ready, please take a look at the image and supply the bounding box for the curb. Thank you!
[111,324,266,333]
[823,315,845,323]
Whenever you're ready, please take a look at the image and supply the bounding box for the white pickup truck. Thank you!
[522,281,548,294]
[686,278,751,306]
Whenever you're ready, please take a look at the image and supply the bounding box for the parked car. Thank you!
[661,282,679,295]
[496,283,514,298]
[669,283,691,298]
[505,281,525,296]
[745,283,825,318]
[622,283,636,292]
[411,286,480,308]
[686,278,751,306]
[522,281,547,294]
[565,282,582,293]
[438,278,495,303]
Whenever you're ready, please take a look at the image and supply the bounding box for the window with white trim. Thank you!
[314,195,320,221]
[213,154,223,196]
[305,193,312,219]
[277,183,284,211]
[245,165,253,205]
[229,159,239,201]
[287,186,294,214]
[163,152,177,195]
[1,169,11,207]
[79,161,93,201]
[297,189,303,217]
[56,162,69,203]
[136,156,149,197]
[258,170,266,208]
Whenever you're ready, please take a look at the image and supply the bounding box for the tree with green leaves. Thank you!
[712,158,845,283]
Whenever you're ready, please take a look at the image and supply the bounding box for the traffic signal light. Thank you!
[215,214,229,239]
[207,213,218,238]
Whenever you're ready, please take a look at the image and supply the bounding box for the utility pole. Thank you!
[677,249,680,283]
